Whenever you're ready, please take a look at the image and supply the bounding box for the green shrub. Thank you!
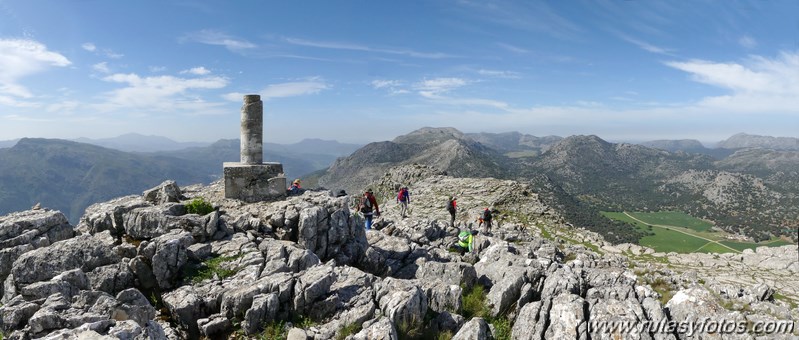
[462,284,488,319]
[185,197,214,215]
[183,253,243,283]
[256,320,286,340]
[436,331,453,340]
[336,323,362,340]
[397,315,423,340]
[491,316,512,340]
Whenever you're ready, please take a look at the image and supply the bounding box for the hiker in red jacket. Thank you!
[397,186,410,218]
[358,189,380,230]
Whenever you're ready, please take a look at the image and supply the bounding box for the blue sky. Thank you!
[1,0,798,144]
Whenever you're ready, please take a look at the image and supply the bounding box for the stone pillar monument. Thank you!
[223,95,287,202]
[240,95,263,164]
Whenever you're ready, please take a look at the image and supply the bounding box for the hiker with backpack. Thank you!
[357,189,380,230]
[397,186,410,218]
[287,179,302,196]
[447,196,457,227]
[480,208,493,232]
[452,229,478,255]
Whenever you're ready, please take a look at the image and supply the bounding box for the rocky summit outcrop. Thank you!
[1,171,797,339]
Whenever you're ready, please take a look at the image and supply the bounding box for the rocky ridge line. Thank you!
[0,169,796,339]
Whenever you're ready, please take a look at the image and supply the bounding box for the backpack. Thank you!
[482,209,492,221]
[361,195,373,213]
[398,188,408,201]
[447,199,456,213]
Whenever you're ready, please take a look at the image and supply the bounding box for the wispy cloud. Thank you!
[738,35,757,49]
[0,39,71,101]
[81,42,96,52]
[223,78,329,102]
[665,51,799,112]
[495,42,529,54]
[477,69,520,79]
[371,79,409,95]
[181,66,211,75]
[454,0,582,40]
[283,37,453,59]
[81,42,124,59]
[616,33,675,55]
[95,72,229,114]
[92,62,110,74]
[183,29,257,52]
[414,77,469,98]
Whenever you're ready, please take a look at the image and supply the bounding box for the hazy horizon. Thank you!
[2,1,798,144]
[3,129,796,149]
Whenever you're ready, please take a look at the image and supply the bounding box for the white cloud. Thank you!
[95,73,229,113]
[224,78,329,102]
[284,37,453,59]
[615,32,674,55]
[371,80,409,95]
[46,100,80,113]
[82,42,123,58]
[181,66,211,75]
[149,66,167,73]
[92,62,110,73]
[371,80,402,89]
[665,51,799,112]
[414,77,469,98]
[739,35,757,49]
[81,43,97,52]
[104,50,124,59]
[496,42,529,54]
[183,30,257,52]
[477,69,521,79]
[0,39,71,101]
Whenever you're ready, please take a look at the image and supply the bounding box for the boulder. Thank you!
[151,231,193,289]
[512,301,542,340]
[544,293,588,340]
[350,316,398,340]
[9,234,118,287]
[142,180,182,205]
[77,195,147,237]
[376,278,428,332]
[452,317,493,340]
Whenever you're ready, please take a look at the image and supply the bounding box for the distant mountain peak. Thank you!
[718,132,799,151]
[392,127,466,144]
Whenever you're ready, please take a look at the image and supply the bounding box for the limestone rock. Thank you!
[349,316,398,340]
[452,317,493,340]
[143,180,183,205]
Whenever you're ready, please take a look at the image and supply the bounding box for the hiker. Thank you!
[452,229,477,255]
[447,196,457,227]
[481,208,493,231]
[358,189,380,230]
[288,179,302,195]
[397,186,410,218]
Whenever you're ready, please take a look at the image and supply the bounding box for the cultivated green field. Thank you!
[627,211,713,232]
[603,211,793,254]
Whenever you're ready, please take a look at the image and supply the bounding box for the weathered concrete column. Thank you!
[240,94,263,164]
[223,94,287,202]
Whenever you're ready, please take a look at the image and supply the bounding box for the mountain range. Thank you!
[2,130,796,244]
[318,128,799,244]
[0,136,360,224]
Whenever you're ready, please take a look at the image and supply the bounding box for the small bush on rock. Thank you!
[183,253,243,283]
[186,197,214,215]
[462,284,488,319]
[336,323,362,340]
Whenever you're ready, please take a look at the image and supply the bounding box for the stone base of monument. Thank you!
[223,162,287,202]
